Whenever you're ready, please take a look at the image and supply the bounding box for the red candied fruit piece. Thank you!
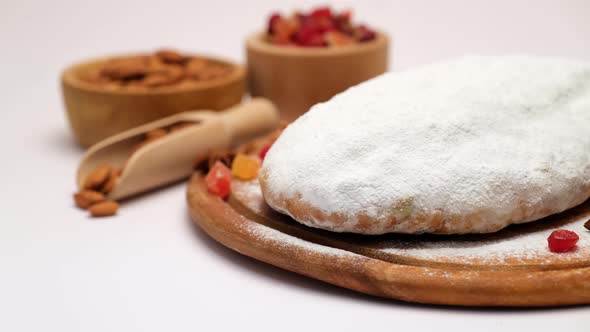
[259,144,272,160]
[297,32,326,47]
[294,20,328,47]
[205,161,232,198]
[355,24,377,42]
[267,13,282,34]
[340,9,352,20]
[272,16,299,45]
[310,6,332,18]
[334,11,354,35]
[547,229,579,253]
[309,15,336,33]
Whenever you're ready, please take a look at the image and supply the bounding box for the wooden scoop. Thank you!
[77,98,279,200]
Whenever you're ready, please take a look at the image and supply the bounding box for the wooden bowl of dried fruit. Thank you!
[246,7,389,122]
[62,50,246,147]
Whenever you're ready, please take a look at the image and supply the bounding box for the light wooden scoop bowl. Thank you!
[77,98,279,200]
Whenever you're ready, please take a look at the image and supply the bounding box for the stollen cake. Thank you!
[259,55,590,234]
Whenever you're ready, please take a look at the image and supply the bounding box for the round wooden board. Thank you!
[187,174,590,307]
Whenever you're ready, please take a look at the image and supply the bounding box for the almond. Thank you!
[74,190,105,209]
[326,31,355,46]
[194,65,229,80]
[143,63,185,86]
[130,135,161,156]
[101,57,148,80]
[169,122,195,132]
[584,219,590,231]
[185,58,208,78]
[142,72,176,87]
[145,128,168,140]
[83,165,112,190]
[156,49,187,64]
[101,168,120,194]
[88,200,119,217]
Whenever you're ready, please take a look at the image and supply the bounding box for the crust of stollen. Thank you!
[259,172,590,235]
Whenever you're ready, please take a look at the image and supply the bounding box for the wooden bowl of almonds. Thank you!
[62,50,246,147]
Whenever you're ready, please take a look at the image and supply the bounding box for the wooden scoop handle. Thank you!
[98,98,279,200]
[220,97,280,144]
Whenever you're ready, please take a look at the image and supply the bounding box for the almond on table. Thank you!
[73,120,196,218]
[74,190,105,209]
[88,200,120,217]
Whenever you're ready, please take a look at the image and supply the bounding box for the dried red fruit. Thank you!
[301,15,335,34]
[267,13,282,34]
[326,31,355,46]
[205,161,232,198]
[296,32,326,47]
[310,7,331,18]
[294,20,328,47]
[266,7,374,47]
[547,229,579,253]
[272,16,298,45]
[340,9,352,20]
[355,24,377,42]
[334,12,354,35]
[259,144,271,160]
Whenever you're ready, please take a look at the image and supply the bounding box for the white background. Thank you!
[1,0,589,331]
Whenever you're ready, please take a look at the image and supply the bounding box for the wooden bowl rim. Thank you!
[246,31,389,58]
[61,53,246,96]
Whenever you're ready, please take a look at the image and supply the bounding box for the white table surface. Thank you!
[1,0,589,331]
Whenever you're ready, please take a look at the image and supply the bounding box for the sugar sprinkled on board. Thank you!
[243,219,360,258]
[261,55,590,234]
[235,180,360,257]
[381,217,590,264]
[233,179,590,264]
[233,180,268,215]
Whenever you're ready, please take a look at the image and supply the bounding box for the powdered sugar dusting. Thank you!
[234,180,360,257]
[380,217,590,264]
[233,179,590,265]
[233,180,267,215]
[243,220,360,258]
[261,55,590,234]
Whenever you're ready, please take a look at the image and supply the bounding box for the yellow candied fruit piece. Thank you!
[231,154,262,180]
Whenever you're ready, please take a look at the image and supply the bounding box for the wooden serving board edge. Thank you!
[187,174,590,307]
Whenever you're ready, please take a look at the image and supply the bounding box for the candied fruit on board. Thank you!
[259,144,272,160]
[547,229,579,253]
[205,161,232,198]
[232,154,261,180]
